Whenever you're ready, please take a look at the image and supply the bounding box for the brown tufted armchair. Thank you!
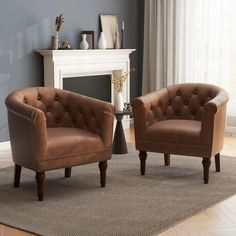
[133,83,229,184]
[5,87,114,201]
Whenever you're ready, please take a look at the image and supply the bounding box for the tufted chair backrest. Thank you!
[10,87,103,134]
[19,87,73,127]
[151,83,220,122]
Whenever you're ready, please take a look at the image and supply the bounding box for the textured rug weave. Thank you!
[0,144,236,236]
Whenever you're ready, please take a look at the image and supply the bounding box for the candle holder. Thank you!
[121,28,124,49]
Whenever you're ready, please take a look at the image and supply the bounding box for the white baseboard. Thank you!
[0,141,10,151]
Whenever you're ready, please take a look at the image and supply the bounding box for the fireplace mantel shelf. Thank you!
[37,49,135,57]
[37,49,135,128]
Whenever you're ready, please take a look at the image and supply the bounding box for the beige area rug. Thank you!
[0,144,236,236]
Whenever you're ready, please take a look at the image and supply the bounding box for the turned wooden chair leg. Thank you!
[65,167,72,178]
[202,158,211,184]
[14,164,21,188]
[215,153,220,172]
[35,172,45,201]
[164,154,170,166]
[99,161,107,187]
[139,151,147,175]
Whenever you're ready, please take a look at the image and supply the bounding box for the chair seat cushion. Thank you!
[46,127,105,160]
[146,119,202,145]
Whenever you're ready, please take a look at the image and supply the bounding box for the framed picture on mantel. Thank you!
[100,14,118,49]
[81,31,95,49]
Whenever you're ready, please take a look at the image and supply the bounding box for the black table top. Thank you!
[115,110,133,116]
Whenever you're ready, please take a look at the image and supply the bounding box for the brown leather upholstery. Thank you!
[132,83,229,183]
[5,87,114,200]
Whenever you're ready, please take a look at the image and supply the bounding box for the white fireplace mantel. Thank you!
[37,49,135,106]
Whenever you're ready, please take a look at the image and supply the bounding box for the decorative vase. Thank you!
[114,92,124,111]
[98,32,107,49]
[114,28,120,49]
[80,34,89,50]
[51,32,59,50]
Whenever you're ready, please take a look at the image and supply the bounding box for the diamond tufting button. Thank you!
[193,89,198,95]
[176,90,181,96]
[55,96,59,101]
[56,119,60,123]
[184,101,188,105]
[47,107,51,112]
[37,95,41,100]
[66,107,70,112]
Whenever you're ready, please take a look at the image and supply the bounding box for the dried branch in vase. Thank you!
[54,14,64,36]
[110,68,135,93]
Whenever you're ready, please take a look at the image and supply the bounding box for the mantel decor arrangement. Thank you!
[50,14,126,50]
[51,14,64,50]
[110,68,135,111]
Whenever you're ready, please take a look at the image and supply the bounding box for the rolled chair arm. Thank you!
[201,89,229,148]
[132,88,168,139]
[5,93,47,170]
[6,98,46,124]
[98,103,115,148]
[67,93,115,148]
[203,89,229,114]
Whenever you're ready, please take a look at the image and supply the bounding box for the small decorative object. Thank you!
[114,25,120,49]
[110,68,135,111]
[100,14,119,48]
[121,21,124,49]
[52,14,64,50]
[82,31,95,49]
[61,41,71,49]
[124,103,132,112]
[80,34,89,50]
[98,32,107,49]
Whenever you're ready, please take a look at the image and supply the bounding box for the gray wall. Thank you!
[0,0,143,142]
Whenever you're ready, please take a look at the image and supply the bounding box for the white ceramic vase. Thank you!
[114,92,124,111]
[80,34,89,50]
[98,32,107,49]
[114,29,120,49]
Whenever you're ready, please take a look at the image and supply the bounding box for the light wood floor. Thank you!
[0,131,235,236]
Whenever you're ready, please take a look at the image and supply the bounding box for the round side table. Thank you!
[112,110,132,154]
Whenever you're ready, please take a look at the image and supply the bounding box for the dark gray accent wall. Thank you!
[0,0,143,142]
